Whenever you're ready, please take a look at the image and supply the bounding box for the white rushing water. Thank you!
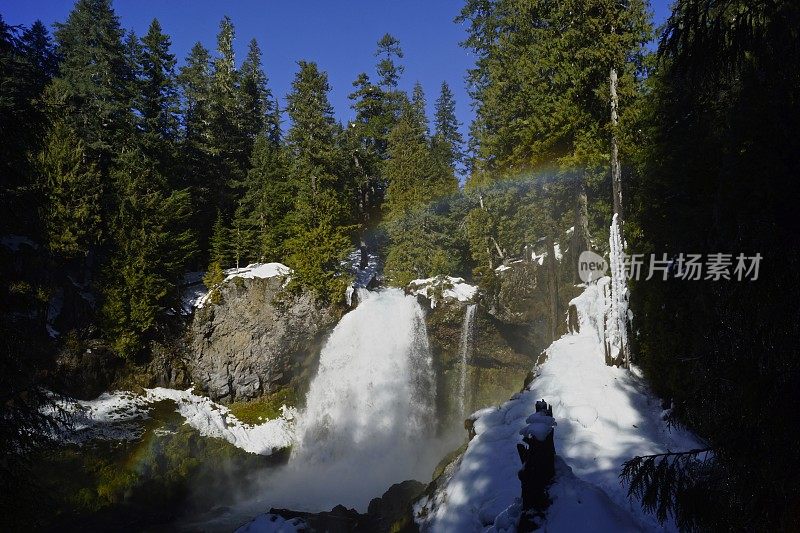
[233,288,443,516]
[457,304,477,418]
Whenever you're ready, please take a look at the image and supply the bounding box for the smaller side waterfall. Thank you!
[457,304,477,417]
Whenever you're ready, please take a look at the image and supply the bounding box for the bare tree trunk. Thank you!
[571,175,591,283]
[545,234,560,343]
[610,66,623,226]
[610,64,630,368]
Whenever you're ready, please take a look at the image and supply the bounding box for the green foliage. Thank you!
[233,134,292,264]
[49,0,133,169]
[625,0,800,529]
[228,387,297,424]
[433,81,464,170]
[100,147,196,358]
[375,33,404,90]
[38,120,103,259]
[202,261,225,306]
[283,61,355,301]
[384,208,463,286]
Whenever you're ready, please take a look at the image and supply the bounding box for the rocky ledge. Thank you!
[187,274,340,403]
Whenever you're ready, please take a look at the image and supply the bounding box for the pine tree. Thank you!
[137,19,179,177]
[346,72,386,224]
[410,82,429,136]
[1,17,55,230]
[433,81,464,171]
[208,16,245,217]
[101,146,196,357]
[284,61,353,299]
[384,96,456,219]
[238,38,274,146]
[375,33,404,91]
[37,120,103,260]
[19,20,57,97]
[178,42,215,255]
[49,0,133,173]
[233,133,292,262]
[209,210,230,267]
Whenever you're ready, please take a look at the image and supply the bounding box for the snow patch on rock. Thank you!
[58,387,296,456]
[407,276,478,308]
[183,262,294,312]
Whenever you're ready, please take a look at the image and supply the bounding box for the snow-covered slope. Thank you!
[415,279,700,532]
[58,387,296,455]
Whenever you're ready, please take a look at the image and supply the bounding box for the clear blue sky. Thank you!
[1,0,673,143]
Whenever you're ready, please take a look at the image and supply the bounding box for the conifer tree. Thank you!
[233,133,291,263]
[37,120,103,260]
[346,72,386,224]
[284,61,353,299]
[209,210,230,267]
[101,146,196,357]
[208,16,244,217]
[1,17,55,229]
[49,0,133,173]
[238,38,274,146]
[137,19,179,177]
[178,42,215,254]
[375,33,404,91]
[433,81,464,171]
[410,82,429,135]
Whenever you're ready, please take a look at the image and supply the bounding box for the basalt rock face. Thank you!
[424,262,575,428]
[187,276,340,403]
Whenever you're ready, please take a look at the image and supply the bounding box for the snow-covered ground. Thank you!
[236,513,308,533]
[58,387,296,455]
[415,278,700,532]
[408,275,479,308]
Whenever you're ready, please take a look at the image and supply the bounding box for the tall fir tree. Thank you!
[346,72,387,225]
[375,33,404,91]
[37,120,103,260]
[49,0,133,174]
[284,61,353,299]
[101,145,196,357]
[233,133,291,264]
[433,81,464,171]
[136,19,179,178]
[238,38,274,147]
[178,42,215,257]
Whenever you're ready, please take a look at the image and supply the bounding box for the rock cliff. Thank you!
[187,275,340,402]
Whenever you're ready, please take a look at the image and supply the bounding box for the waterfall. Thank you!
[240,288,441,514]
[457,304,477,418]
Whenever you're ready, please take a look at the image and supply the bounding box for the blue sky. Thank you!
[1,0,673,142]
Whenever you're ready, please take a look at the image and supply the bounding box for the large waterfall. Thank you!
[457,304,477,418]
[236,288,443,515]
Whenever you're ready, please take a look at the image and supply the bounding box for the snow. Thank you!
[236,514,308,532]
[607,214,630,361]
[184,262,294,311]
[530,242,563,266]
[57,387,296,455]
[408,276,479,308]
[520,411,557,442]
[224,262,292,283]
[415,278,700,532]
